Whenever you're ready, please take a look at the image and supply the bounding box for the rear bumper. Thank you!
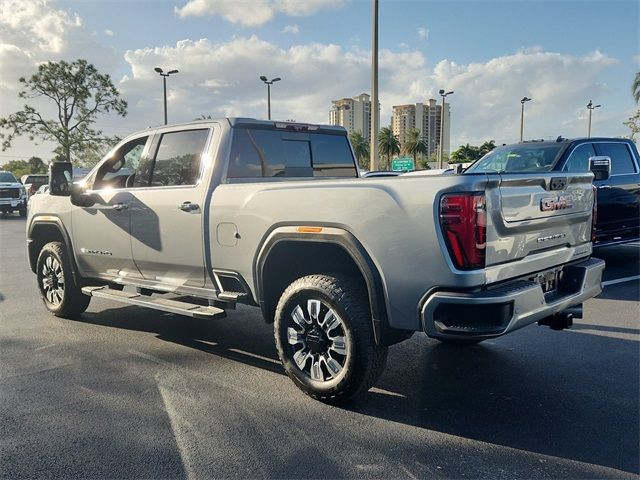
[421,257,605,340]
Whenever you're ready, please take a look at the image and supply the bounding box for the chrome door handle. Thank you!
[179,201,200,212]
[112,203,128,211]
[597,185,612,190]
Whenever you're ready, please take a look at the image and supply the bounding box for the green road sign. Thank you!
[391,157,415,172]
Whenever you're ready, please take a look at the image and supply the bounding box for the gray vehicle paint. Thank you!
[28,118,603,338]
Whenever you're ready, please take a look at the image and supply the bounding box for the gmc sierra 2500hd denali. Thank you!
[27,119,605,403]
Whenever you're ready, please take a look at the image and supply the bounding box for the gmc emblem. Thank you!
[540,195,573,212]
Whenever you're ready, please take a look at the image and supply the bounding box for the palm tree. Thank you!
[349,131,369,170]
[451,143,480,163]
[633,72,640,104]
[478,140,496,157]
[402,128,428,166]
[378,127,400,170]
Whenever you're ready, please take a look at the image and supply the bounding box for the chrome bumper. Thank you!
[421,257,605,340]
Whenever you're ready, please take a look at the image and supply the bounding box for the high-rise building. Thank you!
[329,93,371,140]
[391,99,450,160]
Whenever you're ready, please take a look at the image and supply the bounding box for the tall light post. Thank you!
[587,100,601,137]
[370,0,379,172]
[438,89,453,169]
[260,76,281,120]
[154,67,179,125]
[520,96,531,142]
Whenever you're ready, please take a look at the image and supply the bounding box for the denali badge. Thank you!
[537,233,566,243]
[540,195,573,212]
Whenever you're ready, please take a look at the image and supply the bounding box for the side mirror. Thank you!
[69,183,96,208]
[589,156,611,181]
[49,162,72,196]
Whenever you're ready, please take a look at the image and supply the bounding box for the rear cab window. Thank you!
[226,127,357,180]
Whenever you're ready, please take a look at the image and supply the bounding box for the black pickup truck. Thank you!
[466,137,640,246]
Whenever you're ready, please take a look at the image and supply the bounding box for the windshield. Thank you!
[0,172,18,182]
[465,143,564,173]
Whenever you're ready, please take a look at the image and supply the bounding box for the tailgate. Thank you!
[486,172,594,267]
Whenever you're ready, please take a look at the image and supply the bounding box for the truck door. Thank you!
[71,134,152,279]
[593,141,640,240]
[129,127,213,288]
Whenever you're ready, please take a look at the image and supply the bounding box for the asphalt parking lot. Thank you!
[1,215,638,479]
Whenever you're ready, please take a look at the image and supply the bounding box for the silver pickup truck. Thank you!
[27,118,605,403]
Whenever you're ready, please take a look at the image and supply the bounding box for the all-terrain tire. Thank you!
[36,241,90,317]
[274,274,387,404]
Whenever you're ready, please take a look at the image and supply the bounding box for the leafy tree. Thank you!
[378,126,400,170]
[624,109,640,141]
[633,72,640,104]
[402,128,428,165]
[349,131,369,169]
[0,59,127,163]
[2,156,47,178]
[450,143,481,163]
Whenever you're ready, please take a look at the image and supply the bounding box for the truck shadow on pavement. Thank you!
[75,303,639,475]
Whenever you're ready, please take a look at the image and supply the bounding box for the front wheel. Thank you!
[37,242,90,317]
[274,274,387,404]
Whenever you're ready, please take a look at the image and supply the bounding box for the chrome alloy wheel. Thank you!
[286,298,350,382]
[41,255,65,306]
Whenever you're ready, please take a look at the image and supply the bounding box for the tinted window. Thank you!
[149,129,209,187]
[562,143,596,172]
[0,172,17,182]
[594,143,637,175]
[466,143,562,173]
[227,129,356,179]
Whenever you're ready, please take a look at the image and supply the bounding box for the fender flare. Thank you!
[27,216,79,280]
[254,225,390,345]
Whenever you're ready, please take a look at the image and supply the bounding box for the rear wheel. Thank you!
[37,242,90,317]
[274,274,387,404]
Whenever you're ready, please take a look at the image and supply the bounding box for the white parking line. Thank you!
[602,275,640,287]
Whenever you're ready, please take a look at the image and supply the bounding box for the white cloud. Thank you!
[282,24,300,34]
[175,0,345,26]
[119,38,624,148]
[417,27,429,39]
[104,29,114,36]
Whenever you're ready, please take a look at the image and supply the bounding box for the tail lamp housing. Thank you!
[439,192,486,270]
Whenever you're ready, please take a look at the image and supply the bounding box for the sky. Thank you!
[0,0,638,163]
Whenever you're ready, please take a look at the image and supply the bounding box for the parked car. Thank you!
[466,137,639,246]
[0,171,28,216]
[28,119,604,403]
[20,174,49,197]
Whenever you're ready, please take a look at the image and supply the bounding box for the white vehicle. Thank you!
[0,171,27,216]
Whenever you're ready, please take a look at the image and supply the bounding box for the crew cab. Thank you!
[466,138,640,246]
[27,119,604,403]
[0,171,27,216]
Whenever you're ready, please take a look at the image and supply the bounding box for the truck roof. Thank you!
[140,118,347,135]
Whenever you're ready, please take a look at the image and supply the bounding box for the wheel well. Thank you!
[260,241,367,323]
[28,223,66,273]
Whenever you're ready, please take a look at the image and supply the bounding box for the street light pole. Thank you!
[154,67,179,125]
[260,76,281,120]
[438,89,453,169]
[520,96,531,142]
[587,100,601,137]
[370,0,379,172]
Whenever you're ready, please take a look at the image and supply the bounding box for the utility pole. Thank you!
[438,89,453,169]
[587,100,601,137]
[369,0,379,172]
[154,67,179,125]
[520,97,531,142]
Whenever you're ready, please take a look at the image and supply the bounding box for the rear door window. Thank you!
[146,129,210,187]
[594,143,637,175]
[227,129,357,179]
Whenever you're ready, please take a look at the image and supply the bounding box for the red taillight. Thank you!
[439,193,486,270]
